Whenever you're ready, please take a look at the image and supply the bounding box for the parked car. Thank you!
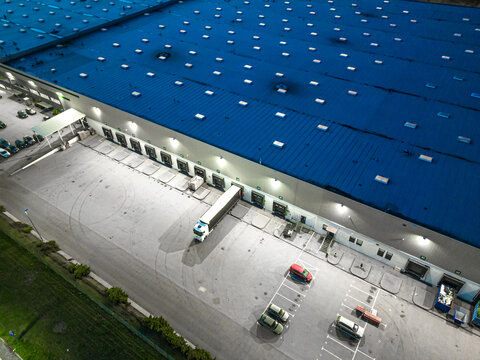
[257,314,284,335]
[0,148,10,158]
[336,316,365,340]
[23,136,35,146]
[5,144,19,154]
[267,303,289,322]
[25,108,36,115]
[17,110,28,118]
[15,139,27,149]
[0,121,6,129]
[33,133,44,142]
[0,138,10,148]
[289,263,313,283]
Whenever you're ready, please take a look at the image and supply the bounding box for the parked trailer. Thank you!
[193,185,241,242]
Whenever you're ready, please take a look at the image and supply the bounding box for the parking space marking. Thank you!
[340,303,354,311]
[357,350,375,360]
[350,285,373,297]
[297,258,319,271]
[326,335,354,352]
[345,294,371,308]
[275,292,300,306]
[321,347,345,360]
[283,283,307,297]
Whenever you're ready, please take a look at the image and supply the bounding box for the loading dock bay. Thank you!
[1,134,479,360]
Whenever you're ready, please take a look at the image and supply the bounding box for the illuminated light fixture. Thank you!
[28,80,35,86]
[129,121,137,131]
[171,138,179,147]
[337,203,347,214]
[93,106,101,115]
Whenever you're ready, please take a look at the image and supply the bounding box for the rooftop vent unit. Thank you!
[146,72,155,77]
[273,141,284,148]
[244,79,253,85]
[453,76,463,81]
[425,83,436,89]
[135,49,143,54]
[410,19,418,23]
[253,46,261,50]
[465,50,474,54]
[131,91,141,97]
[276,73,284,77]
[238,101,248,106]
[394,37,402,42]
[309,47,316,51]
[308,23,314,27]
[184,21,190,25]
[97,57,105,62]
[195,113,206,120]
[340,53,348,57]
[180,29,186,34]
[279,41,287,45]
[142,38,149,43]
[347,66,356,71]
[175,81,183,86]
[361,19,368,23]
[315,98,326,104]
[158,24,165,28]
[184,63,193,68]
[454,33,462,37]
[441,55,451,60]
[317,124,328,131]
[277,88,287,94]
[79,73,88,78]
[309,81,319,86]
[374,60,383,65]
[227,40,234,44]
[375,175,389,185]
[189,51,197,55]
[215,14,220,18]
[259,22,265,26]
[310,32,318,36]
[348,90,358,96]
[284,27,291,31]
[205,26,211,30]
[194,10,200,14]
[121,64,129,69]
[457,136,471,144]
[112,43,120,47]
[282,52,290,57]
[164,44,172,49]
[275,112,286,118]
[404,122,417,129]
[216,57,223,62]
[370,42,379,47]
[253,35,260,40]
[363,32,370,36]
[204,90,214,96]
[213,71,221,76]
[419,154,433,163]
[202,35,210,39]
[313,59,321,64]
[471,93,480,99]
[437,112,450,118]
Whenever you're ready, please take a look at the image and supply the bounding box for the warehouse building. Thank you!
[1,0,480,300]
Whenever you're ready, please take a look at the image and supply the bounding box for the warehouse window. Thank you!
[349,236,356,243]
[385,252,393,261]
[356,239,363,246]
[377,248,385,257]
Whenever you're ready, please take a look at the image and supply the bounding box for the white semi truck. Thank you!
[193,185,242,242]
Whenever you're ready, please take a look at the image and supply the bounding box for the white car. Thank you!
[336,316,364,339]
[0,148,11,158]
[268,303,289,322]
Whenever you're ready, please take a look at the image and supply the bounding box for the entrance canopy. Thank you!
[32,108,85,137]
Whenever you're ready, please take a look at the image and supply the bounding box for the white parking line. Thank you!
[282,283,307,297]
[350,285,374,297]
[297,258,319,271]
[345,294,371,308]
[326,335,354,352]
[357,350,375,360]
[322,347,344,360]
[340,303,354,311]
[352,288,380,360]
[275,292,300,306]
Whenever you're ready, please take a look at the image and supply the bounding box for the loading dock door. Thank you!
[116,133,127,147]
[438,274,465,292]
[130,138,142,154]
[177,159,189,174]
[405,259,429,279]
[102,127,113,140]
[212,174,225,190]
[194,166,206,180]
[273,201,288,219]
[160,151,172,167]
[145,145,156,159]
[231,182,244,199]
[251,191,264,208]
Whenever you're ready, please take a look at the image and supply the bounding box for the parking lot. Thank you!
[1,98,480,359]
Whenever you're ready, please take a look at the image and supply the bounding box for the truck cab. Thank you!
[193,221,208,242]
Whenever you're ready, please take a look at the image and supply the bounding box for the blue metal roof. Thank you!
[4,0,480,248]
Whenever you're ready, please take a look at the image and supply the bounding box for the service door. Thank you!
[116,133,127,147]
[102,127,113,140]
[145,145,156,159]
[251,191,264,208]
[177,159,189,174]
[81,117,89,128]
[212,174,225,191]
[194,166,206,180]
[273,201,287,219]
[130,138,142,154]
[231,182,244,199]
[160,151,172,167]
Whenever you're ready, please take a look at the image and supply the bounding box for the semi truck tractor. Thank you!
[193,185,242,242]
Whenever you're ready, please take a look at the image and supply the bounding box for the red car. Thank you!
[289,264,312,283]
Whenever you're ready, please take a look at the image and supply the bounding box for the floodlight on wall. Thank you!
[271,177,280,189]
[6,72,15,80]
[170,137,179,148]
[28,80,36,86]
[129,121,137,132]
[93,106,101,116]
[218,156,226,167]
[337,203,347,214]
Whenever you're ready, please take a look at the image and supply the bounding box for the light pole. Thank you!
[24,209,45,242]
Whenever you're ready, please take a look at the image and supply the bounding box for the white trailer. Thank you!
[193,185,242,242]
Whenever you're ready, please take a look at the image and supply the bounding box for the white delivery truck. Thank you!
[193,185,242,242]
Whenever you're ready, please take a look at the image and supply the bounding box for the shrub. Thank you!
[0,205,6,212]
[68,263,77,273]
[106,286,129,305]
[74,264,91,279]
[21,225,32,233]
[36,240,59,254]
[143,316,214,360]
